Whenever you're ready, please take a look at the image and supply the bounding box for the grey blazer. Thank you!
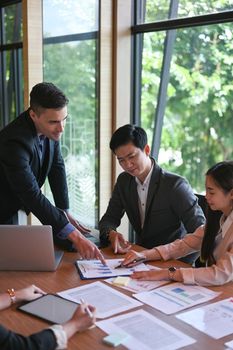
[99,161,205,252]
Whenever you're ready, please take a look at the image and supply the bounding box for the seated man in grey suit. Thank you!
[99,124,205,263]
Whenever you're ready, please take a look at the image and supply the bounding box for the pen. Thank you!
[80,298,93,318]
[114,257,146,269]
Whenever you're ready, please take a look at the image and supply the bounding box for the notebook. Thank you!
[0,225,63,271]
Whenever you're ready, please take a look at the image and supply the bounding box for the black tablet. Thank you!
[18,294,79,324]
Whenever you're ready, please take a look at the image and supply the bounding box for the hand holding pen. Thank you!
[80,298,94,318]
[115,256,146,269]
[120,250,147,268]
[62,301,96,336]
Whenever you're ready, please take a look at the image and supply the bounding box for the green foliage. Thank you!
[43,39,98,225]
[144,0,233,22]
[3,2,22,44]
[140,1,233,192]
[43,40,97,156]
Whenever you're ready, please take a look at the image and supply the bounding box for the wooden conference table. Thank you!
[1,245,233,350]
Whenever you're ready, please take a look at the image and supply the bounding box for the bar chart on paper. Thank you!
[133,282,220,314]
[75,259,149,279]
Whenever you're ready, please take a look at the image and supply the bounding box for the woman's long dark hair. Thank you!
[200,161,233,265]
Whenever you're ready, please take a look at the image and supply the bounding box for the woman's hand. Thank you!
[131,268,183,282]
[122,250,146,266]
[70,303,96,332]
[63,303,96,338]
[15,284,46,303]
[122,247,160,266]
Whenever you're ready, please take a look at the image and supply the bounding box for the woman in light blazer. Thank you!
[123,161,233,286]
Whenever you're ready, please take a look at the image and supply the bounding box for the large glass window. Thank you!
[43,0,99,226]
[0,1,23,129]
[138,0,233,23]
[133,0,233,193]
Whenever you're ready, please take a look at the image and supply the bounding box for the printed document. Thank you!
[225,339,233,349]
[133,282,220,314]
[96,309,196,350]
[57,281,142,318]
[76,258,149,279]
[176,297,233,339]
[106,264,167,292]
[106,277,167,293]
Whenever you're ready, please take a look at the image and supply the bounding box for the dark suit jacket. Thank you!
[99,161,205,251]
[0,324,56,350]
[0,110,69,235]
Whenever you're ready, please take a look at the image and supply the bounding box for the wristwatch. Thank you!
[168,266,177,280]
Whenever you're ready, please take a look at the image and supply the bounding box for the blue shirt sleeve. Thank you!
[57,223,75,239]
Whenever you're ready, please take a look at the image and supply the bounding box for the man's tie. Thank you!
[38,135,46,161]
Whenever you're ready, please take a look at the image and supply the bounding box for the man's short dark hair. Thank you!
[110,124,148,152]
[30,82,69,113]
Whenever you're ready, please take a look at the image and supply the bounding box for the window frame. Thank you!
[42,3,100,226]
[0,0,23,128]
[131,1,233,159]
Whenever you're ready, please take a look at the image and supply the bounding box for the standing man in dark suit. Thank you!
[99,124,205,263]
[0,82,104,262]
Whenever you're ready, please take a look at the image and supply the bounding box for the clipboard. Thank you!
[75,259,121,280]
[75,259,149,280]
[18,294,79,324]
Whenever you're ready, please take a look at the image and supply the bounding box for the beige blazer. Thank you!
[156,212,233,286]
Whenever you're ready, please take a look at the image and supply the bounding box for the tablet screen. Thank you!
[18,294,79,324]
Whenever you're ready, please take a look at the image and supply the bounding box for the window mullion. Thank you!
[151,0,179,159]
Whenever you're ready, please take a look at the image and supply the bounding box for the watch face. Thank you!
[169,266,176,272]
[168,266,177,281]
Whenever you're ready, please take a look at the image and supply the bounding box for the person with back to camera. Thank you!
[122,161,233,286]
[99,124,205,264]
[0,284,96,349]
[0,82,105,263]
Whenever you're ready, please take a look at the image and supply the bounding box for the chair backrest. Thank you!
[195,193,222,220]
[195,193,208,215]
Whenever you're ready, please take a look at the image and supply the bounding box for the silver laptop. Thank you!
[0,225,64,271]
